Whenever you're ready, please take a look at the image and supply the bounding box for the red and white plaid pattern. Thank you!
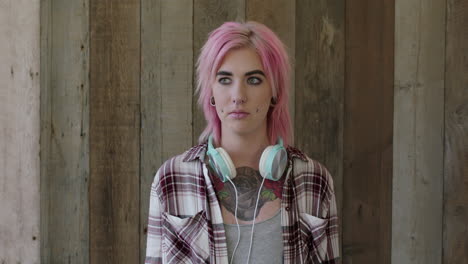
[145,142,340,264]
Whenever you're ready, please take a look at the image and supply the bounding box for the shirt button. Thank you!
[285,206,290,211]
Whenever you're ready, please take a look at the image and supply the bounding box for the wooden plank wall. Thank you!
[89,0,141,263]
[141,0,194,262]
[343,0,394,263]
[32,1,468,264]
[392,0,446,263]
[443,0,468,263]
[294,2,344,259]
[39,0,89,263]
[0,1,41,263]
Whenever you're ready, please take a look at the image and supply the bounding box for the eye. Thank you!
[247,77,262,85]
[218,77,231,85]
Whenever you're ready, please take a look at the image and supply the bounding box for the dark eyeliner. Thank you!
[248,76,262,85]
[219,77,231,84]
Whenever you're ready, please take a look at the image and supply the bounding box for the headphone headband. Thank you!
[206,135,287,182]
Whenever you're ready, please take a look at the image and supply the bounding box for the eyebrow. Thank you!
[216,70,265,77]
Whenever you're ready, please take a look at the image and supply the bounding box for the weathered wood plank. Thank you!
[343,0,394,263]
[192,0,245,145]
[39,0,90,263]
[247,0,296,133]
[444,0,468,263]
[159,0,193,158]
[140,0,163,262]
[0,1,40,263]
[40,0,52,262]
[295,0,344,261]
[392,0,446,263]
[89,0,140,263]
[141,0,193,262]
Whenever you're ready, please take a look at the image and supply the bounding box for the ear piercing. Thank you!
[270,97,277,107]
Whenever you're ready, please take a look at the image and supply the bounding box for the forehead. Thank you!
[217,47,264,72]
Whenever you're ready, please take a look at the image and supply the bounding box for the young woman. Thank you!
[145,21,339,264]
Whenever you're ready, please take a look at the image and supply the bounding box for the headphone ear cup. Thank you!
[259,145,288,181]
[216,147,237,181]
[207,135,237,182]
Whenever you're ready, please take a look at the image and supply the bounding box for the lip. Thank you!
[228,111,249,119]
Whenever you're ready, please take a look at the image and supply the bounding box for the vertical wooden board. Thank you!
[247,0,297,138]
[39,0,52,262]
[141,0,193,261]
[392,0,445,263]
[39,0,90,263]
[140,0,162,262]
[192,0,245,145]
[90,0,140,263]
[344,0,394,263]
[159,0,193,158]
[0,1,40,263]
[295,0,344,260]
[444,1,468,263]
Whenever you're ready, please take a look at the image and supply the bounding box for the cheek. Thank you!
[215,105,225,115]
[254,100,271,115]
[212,91,226,114]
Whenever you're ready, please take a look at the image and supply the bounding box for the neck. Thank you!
[218,130,270,170]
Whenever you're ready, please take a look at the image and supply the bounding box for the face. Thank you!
[212,47,273,137]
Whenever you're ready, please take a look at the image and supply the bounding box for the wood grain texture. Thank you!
[295,1,344,261]
[40,0,52,261]
[159,0,193,157]
[40,0,90,263]
[343,0,394,263]
[192,0,245,145]
[0,1,40,263]
[89,0,140,263]
[140,0,163,262]
[444,0,468,263]
[141,0,193,261]
[392,0,446,263]
[247,0,296,132]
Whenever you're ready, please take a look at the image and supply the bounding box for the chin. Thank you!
[227,124,263,136]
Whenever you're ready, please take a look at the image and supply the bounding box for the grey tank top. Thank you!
[223,209,283,264]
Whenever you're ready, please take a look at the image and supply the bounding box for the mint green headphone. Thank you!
[206,135,288,182]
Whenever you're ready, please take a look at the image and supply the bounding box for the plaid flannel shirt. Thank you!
[145,142,340,263]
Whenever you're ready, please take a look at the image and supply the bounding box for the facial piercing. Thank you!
[270,97,277,107]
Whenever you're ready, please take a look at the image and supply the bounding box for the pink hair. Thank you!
[195,21,293,147]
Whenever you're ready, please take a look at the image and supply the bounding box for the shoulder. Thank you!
[287,145,335,195]
[151,143,210,215]
[152,142,207,187]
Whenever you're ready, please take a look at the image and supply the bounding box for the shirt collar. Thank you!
[182,141,308,163]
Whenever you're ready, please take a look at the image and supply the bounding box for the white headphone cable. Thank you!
[246,176,267,264]
[226,177,240,264]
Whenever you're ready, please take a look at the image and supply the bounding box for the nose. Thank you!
[231,80,247,105]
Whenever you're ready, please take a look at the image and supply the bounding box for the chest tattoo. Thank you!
[209,166,284,221]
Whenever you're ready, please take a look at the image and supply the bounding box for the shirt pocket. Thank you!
[298,213,328,262]
[161,210,210,263]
